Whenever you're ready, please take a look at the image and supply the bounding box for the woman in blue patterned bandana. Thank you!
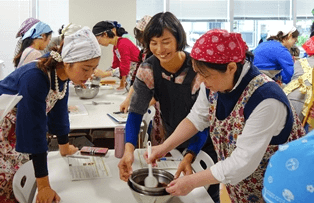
[263,131,314,202]
[13,22,53,69]
[0,27,101,203]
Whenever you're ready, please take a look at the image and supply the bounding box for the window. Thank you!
[234,0,293,49]
[0,0,31,78]
[169,0,228,51]
[37,0,69,37]
[0,0,69,78]
[137,0,314,54]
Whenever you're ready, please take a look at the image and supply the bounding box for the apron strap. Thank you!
[17,48,36,68]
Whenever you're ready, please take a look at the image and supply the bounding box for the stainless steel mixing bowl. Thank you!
[128,168,174,195]
[128,179,173,203]
[74,84,99,99]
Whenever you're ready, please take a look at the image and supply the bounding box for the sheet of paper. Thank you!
[67,156,112,181]
[0,94,22,122]
[136,149,180,170]
[68,104,88,116]
[107,112,128,123]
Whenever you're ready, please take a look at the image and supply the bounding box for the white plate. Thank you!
[100,85,114,90]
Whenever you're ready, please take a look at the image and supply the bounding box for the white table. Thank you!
[68,84,146,143]
[68,84,127,130]
[32,150,214,203]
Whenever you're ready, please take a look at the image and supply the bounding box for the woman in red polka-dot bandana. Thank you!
[146,29,305,203]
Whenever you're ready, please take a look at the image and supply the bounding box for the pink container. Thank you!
[114,126,125,158]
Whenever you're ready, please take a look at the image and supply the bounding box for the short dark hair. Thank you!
[92,21,127,38]
[143,12,187,52]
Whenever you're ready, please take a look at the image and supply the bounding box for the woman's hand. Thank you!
[93,68,112,78]
[149,97,157,106]
[120,86,134,113]
[36,176,60,203]
[36,186,60,203]
[118,143,135,181]
[93,68,104,78]
[174,153,194,179]
[59,143,78,156]
[166,175,196,196]
[143,144,168,167]
[120,98,130,113]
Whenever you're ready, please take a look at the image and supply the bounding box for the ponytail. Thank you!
[93,20,128,38]
[268,29,299,42]
[111,21,127,37]
[116,27,127,37]
[104,26,127,38]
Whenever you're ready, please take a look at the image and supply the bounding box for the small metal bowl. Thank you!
[128,168,174,195]
[74,84,99,99]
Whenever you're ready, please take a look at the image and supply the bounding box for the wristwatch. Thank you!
[182,149,197,163]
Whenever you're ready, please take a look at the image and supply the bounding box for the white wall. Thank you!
[69,0,137,71]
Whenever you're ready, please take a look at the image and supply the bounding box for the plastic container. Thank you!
[114,126,125,158]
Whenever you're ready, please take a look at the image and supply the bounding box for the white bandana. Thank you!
[61,27,101,63]
[61,23,82,37]
[280,25,297,36]
[267,25,297,38]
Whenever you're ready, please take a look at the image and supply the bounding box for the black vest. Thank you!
[147,52,198,149]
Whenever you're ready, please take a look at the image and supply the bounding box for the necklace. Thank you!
[54,70,68,99]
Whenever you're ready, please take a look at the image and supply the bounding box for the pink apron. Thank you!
[208,74,305,203]
[0,70,63,202]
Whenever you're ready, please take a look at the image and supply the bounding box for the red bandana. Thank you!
[302,36,314,56]
[190,29,248,64]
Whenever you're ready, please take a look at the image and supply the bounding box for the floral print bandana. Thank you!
[302,36,314,56]
[190,29,248,64]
